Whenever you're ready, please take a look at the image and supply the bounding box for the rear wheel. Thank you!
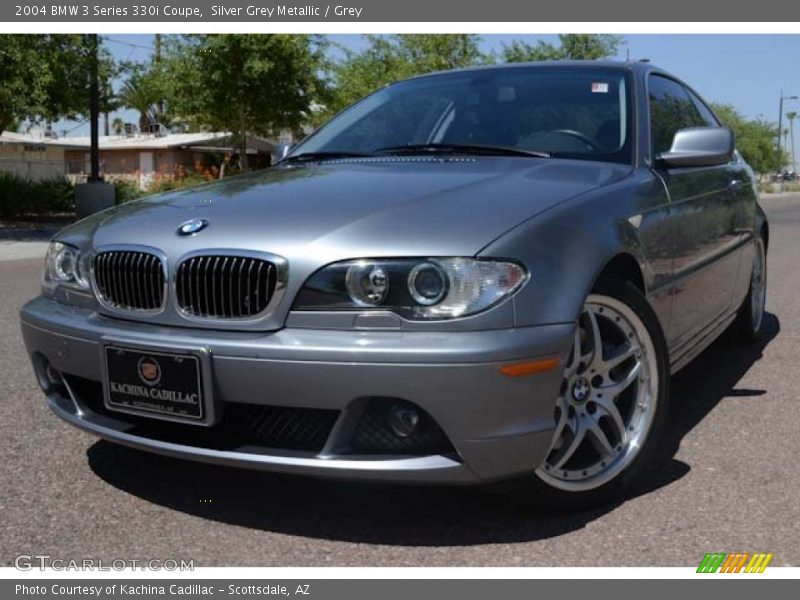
[528,281,669,510]
[731,235,767,343]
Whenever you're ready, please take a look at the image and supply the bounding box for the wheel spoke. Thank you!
[601,359,642,397]
[585,309,603,369]
[550,396,570,449]
[550,424,585,470]
[587,420,615,457]
[601,343,637,374]
[564,325,582,378]
[594,397,627,446]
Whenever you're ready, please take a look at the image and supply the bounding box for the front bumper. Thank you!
[20,296,573,484]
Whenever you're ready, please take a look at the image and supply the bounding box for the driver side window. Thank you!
[648,75,707,156]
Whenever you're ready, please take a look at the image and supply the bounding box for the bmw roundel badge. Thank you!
[177,219,209,236]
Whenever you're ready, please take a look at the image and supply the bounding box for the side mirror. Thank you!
[657,127,734,168]
[271,142,291,164]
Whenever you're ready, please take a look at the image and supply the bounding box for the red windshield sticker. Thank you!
[591,82,609,93]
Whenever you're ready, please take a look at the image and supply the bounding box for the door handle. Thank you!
[729,179,742,190]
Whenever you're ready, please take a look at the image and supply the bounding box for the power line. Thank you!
[64,119,89,135]
[102,36,155,51]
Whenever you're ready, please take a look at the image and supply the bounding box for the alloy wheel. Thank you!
[536,294,659,492]
[750,239,766,333]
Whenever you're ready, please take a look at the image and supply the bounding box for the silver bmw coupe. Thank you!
[20,61,768,507]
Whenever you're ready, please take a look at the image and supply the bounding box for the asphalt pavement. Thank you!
[1,195,798,567]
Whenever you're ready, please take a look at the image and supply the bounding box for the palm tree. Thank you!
[787,111,798,173]
[118,72,160,134]
[111,117,124,135]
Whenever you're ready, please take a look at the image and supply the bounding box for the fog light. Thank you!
[45,364,63,387]
[33,353,63,393]
[387,402,420,438]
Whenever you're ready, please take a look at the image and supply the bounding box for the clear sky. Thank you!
[52,34,800,137]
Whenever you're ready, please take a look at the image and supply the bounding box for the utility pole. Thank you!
[778,91,784,173]
[788,111,798,174]
[75,34,115,218]
[89,33,101,182]
[155,33,165,127]
[777,91,799,173]
[103,80,110,136]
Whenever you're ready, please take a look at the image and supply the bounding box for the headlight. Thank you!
[345,263,390,307]
[43,242,91,291]
[293,258,527,320]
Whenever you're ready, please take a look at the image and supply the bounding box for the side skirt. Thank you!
[668,310,738,374]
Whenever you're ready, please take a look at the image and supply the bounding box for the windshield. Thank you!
[290,66,633,164]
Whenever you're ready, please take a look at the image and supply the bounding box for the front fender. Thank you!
[480,168,671,328]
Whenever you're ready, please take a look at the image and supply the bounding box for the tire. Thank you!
[522,280,670,511]
[730,235,767,344]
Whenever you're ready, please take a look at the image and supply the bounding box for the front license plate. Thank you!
[104,346,204,421]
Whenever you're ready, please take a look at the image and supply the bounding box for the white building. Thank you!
[0,131,277,189]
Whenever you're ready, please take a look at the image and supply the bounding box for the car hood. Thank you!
[67,157,631,260]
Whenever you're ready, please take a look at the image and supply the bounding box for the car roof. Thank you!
[405,60,669,81]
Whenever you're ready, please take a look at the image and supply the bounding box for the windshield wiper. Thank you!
[373,143,551,159]
[280,151,373,164]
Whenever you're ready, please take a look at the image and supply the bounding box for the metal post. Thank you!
[155,34,165,126]
[88,33,101,182]
[75,34,115,218]
[777,91,784,173]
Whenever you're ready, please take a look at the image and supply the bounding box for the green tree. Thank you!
[163,34,328,171]
[500,34,623,63]
[325,34,621,121]
[325,34,483,117]
[118,65,162,133]
[0,35,111,133]
[712,103,785,175]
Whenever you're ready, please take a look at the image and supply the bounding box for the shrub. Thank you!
[0,173,75,218]
[112,178,144,203]
[759,181,800,194]
[145,173,209,195]
[1,170,214,217]
[758,182,775,194]
[113,173,211,204]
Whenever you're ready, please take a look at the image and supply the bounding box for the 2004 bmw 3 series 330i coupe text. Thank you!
[20,61,768,508]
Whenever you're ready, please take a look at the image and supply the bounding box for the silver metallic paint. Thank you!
[20,61,767,482]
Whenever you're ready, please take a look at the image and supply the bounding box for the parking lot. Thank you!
[1,194,798,567]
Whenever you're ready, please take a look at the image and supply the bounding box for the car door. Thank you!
[686,88,756,309]
[649,74,742,350]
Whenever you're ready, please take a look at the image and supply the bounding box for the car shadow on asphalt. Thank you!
[87,313,780,546]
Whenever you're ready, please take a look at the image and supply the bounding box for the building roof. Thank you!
[0,131,276,152]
